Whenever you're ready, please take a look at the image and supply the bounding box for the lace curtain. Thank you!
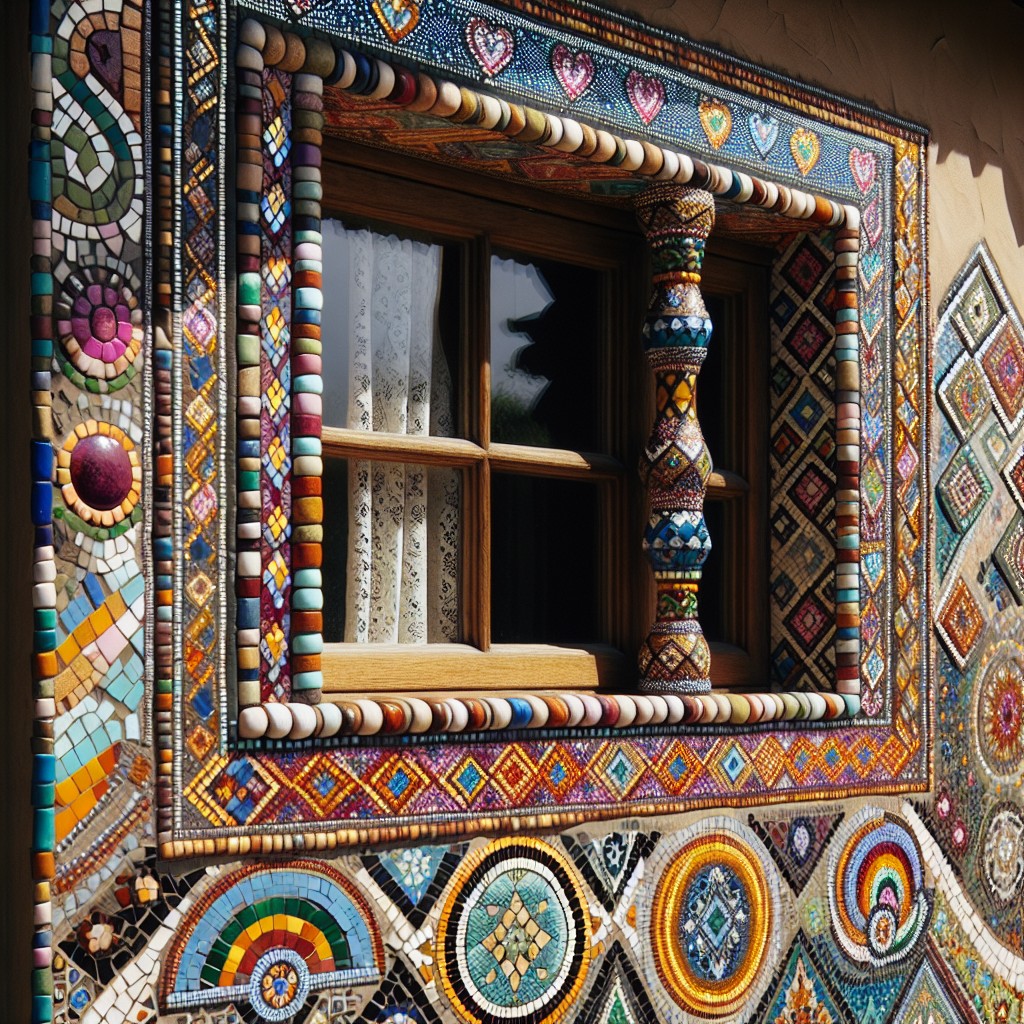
[323,221,459,643]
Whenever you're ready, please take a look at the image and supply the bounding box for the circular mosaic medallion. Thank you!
[982,804,1024,903]
[248,948,311,1022]
[976,653,1024,779]
[57,421,141,526]
[646,819,779,1018]
[56,266,143,389]
[829,807,931,967]
[436,837,590,1024]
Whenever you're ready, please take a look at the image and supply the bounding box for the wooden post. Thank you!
[635,185,716,694]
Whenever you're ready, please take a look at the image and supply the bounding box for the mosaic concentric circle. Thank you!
[56,266,143,388]
[57,421,141,526]
[829,807,931,967]
[436,837,590,1024]
[645,818,780,1018]
[981,803,1024,903]
[975,650,1024,779]
[247,948,311,1022]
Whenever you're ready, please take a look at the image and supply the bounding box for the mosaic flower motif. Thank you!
[75,912,118,956]
[977,656,1024,777]
[56,266,143,389]
[982,805,1024,903]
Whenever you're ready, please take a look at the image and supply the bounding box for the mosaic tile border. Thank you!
[151,0,930,853]
[230,24,863,741]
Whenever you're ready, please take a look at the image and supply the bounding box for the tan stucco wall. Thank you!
[609,0,1024,301]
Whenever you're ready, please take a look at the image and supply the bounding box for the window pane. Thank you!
[321,219,461,436]
[491,474,602,643]
[322,458,461,643]
[490,254,605,452]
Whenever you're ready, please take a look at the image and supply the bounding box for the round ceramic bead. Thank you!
[590,129,618,162]
[368,60,395,100]
[551,116,582,153]
[431,80,462,118]
[288,701,318,739]
[446,699,469,732]
[406,697,433,733]
[673,151,695,183]
[262,25,286,66]
[615,694,638,727]
[405,73,437,112]
[483,697,512,731]
[631,693,656,725]
[542,113,564,148]
[522,693,549,727]
[239,18,266,51]
[238,705,269,738]
[354,699,384,735]
[560,692,585,727]
[579,692,603,727]
[663,693,686,723]
[279,33,306,73]
[654,147,679,180]
[620,137,645,171]
[317,701,343,736]
[302,37,335,79]
[264,701,292,739]
[477,94,503,129]
[637,141,664,176]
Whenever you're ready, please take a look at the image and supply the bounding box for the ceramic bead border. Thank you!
[232,17,861,742]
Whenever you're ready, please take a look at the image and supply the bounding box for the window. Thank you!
[315,142,770,694]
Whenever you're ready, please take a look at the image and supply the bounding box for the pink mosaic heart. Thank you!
[466,16,514,78]
[551,44,594,101]
[626,69,665,126]
[849,146,877,193]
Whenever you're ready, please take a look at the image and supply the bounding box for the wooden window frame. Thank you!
[318,142,771,695]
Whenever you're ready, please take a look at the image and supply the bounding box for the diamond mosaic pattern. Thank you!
[259,67,294,701]
[980,319,1024,435]
[769,233,837,690]
[937,446,993,534]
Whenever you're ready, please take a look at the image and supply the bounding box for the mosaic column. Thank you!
[636,185,715,694]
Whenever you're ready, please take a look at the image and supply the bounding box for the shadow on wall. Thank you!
[610,0,1024,290]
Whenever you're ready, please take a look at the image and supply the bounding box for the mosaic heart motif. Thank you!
[551,43,594,101]
[698,98,732,149]
[790,127,820,176]
[748,112,779,159]
[466,16,515,78]
[626,69,665,125]
[371,0,420,43]
[849,146,877,193]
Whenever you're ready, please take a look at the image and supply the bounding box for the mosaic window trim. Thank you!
[155,0,930,857]
[231,23,864,742]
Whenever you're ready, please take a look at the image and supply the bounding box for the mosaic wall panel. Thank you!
[148,0,928,860]
[34,1,1024,1023]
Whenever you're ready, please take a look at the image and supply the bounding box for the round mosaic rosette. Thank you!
[56,420,141,527]
[643,817,780,1018]
[974,647,1024,780]
[248,948,311,1022]
[436,837,590,1024]
[55,265,144,390]
[981,803,1024,904]
[828,807,931,967]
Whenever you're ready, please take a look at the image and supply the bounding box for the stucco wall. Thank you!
[610,0,1024,301]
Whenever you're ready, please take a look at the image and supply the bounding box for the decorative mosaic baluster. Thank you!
[636,185,716,694]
